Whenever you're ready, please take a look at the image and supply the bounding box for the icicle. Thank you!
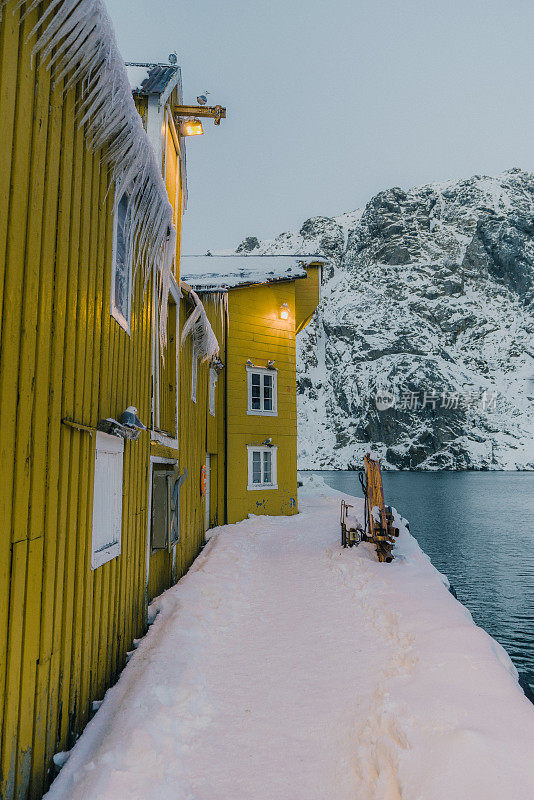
[180,288,220,362]
[2,0,177,343]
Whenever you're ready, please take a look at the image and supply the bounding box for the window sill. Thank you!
[247,483,278,491]
[246,409,278,417]
[151,430,178,449]
[110,306,131,336]
[91,541,121,570]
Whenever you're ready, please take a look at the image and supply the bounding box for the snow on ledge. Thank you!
[4,0,177,346]
[181,253,326,290]
[43,480,534,800]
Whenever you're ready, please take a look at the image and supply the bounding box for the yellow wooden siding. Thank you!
[167,87,183,279]
[0,3,313,795]
[0,4,156,795]
[147,292,226,599]
[147,534,173,603]
[295,264,321,333]
[133,90,183,281]
[225,283,298,523]
[177,294,226,571]
[158,298,177,436]
[133,94,148,129]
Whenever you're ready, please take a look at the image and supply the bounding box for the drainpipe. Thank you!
[224,304,228,525]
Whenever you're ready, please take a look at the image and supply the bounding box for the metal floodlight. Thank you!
[180,118,204,137]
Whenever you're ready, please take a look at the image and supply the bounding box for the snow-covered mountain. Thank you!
[237,169,534,469]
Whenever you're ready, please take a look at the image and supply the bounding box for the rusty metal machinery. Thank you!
[340,453,399,561]
[340,499,363,548]
[361,453,398,562]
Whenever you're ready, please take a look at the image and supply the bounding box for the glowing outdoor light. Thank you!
[280,303,290,320]
[180,118,203,136]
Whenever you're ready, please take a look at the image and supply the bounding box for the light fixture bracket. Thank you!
[173,104,226,126]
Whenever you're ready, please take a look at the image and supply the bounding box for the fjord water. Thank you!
[309,471,534,684]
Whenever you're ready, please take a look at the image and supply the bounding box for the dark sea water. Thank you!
[306,470,534,688]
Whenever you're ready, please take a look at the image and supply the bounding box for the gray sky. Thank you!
[107,0,534,254]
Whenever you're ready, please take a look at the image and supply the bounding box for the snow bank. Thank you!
[45,478,534,800]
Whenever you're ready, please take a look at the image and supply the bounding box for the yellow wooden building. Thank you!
[0,0,323,797]
[0,1,224,796]
[181,255,323,523]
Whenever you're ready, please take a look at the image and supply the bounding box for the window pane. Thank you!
[263,451,272,484]
[151,470,168,551]
[114,194,130,320]
[252,451,261,483]
[209,367,217,416]
[191,346,198,403]
[263,374,272,411]
[169,474,181,545]
[251,372,261,409]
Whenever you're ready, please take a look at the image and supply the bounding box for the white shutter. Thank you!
[91,432,124,569]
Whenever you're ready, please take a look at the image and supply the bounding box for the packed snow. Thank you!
[45,476,534,800]
[125,64,153,92]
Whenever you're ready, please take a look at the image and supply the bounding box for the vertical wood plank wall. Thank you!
[0,1,309,795]
[225,282,299,523]
[0,4,154,796]
[177,293,226,578]
[294,266,321,333]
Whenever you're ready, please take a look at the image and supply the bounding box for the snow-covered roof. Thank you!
[125,63,181,103]
[181,254,326,291]
[14,0,177,347]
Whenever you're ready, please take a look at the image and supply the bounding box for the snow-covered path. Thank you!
[46,478,534,800]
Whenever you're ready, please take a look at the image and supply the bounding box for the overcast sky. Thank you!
[107,0,534,254]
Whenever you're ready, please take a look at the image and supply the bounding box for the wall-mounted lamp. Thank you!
[180,118,203,137]
[280,303,290,320]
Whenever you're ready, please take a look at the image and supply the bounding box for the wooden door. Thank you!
[204,454,211,531]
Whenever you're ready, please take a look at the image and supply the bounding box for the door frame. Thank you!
[145,455,178,607]
[204,453,211,532]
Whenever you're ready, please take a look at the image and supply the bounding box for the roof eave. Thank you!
[186,272,312,293]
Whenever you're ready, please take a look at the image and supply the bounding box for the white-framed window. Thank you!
[208,366,217,416]
[247,445,278,490]
[191,346,198,403]
[91,432,124,569]
[151,465,182,552]
[110,192,132,334]
[246,366,277,416]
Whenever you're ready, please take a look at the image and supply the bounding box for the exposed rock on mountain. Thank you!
[238,169,534,469]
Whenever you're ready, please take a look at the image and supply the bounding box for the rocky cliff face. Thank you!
[238,169,534,469]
